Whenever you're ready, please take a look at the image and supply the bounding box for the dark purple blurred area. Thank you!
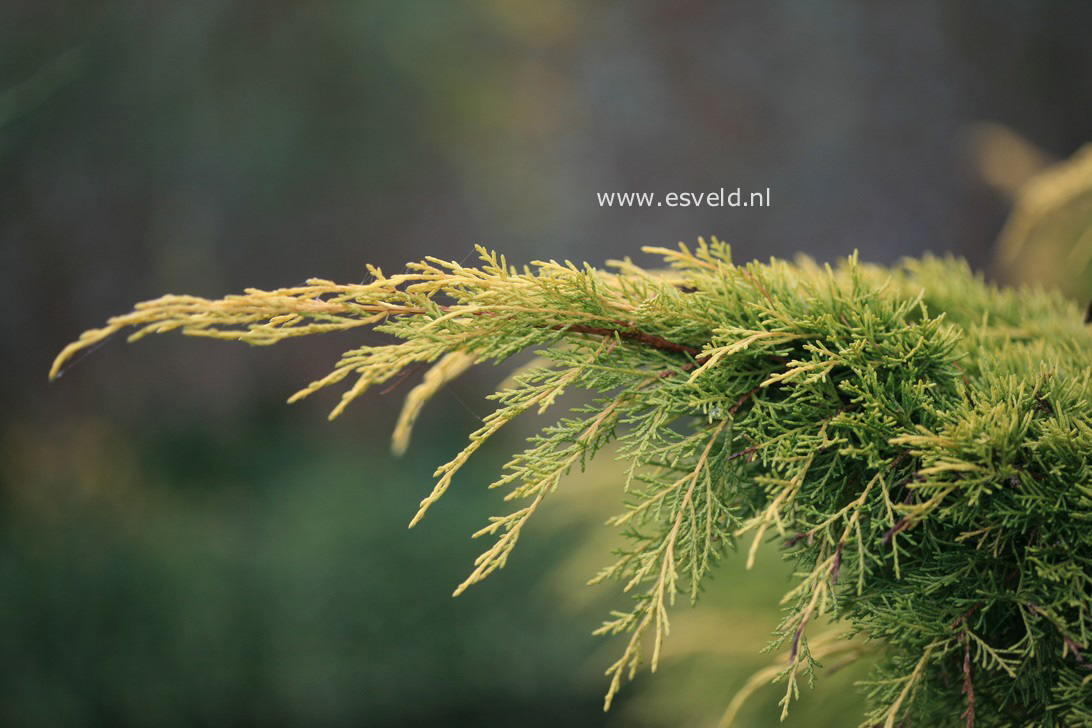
[1,2,1089,726]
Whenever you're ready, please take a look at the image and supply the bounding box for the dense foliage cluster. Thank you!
[52,240,1092,726]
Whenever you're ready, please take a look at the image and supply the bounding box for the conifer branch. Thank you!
[880,640,947,728]
[51,239,1092,726]
[596,416,730,711]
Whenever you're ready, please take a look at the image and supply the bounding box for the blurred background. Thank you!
[2,1,1091,726]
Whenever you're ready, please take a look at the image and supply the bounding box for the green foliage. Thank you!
[52,240,1092,726]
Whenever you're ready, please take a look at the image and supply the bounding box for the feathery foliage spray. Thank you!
[52,240,1092,726]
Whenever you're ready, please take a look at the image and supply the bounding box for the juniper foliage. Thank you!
[51,240,1092,726]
